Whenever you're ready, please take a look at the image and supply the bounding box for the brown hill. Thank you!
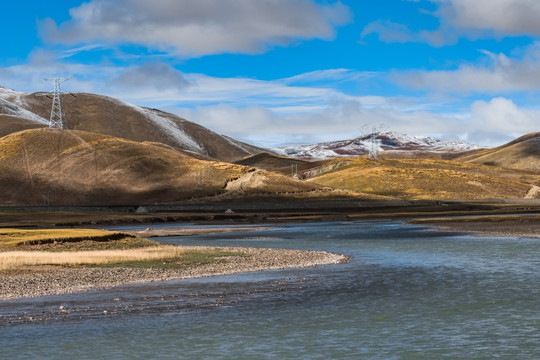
[235,152,324,176]
[0,128,319,206]
[306,158,540,200]
[0,114,44,138]
[457,132,540,171]
[0,91,265,162]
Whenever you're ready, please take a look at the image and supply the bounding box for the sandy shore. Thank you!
[0,246,348,301]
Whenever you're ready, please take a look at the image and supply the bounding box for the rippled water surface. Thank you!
[1,221,539,359]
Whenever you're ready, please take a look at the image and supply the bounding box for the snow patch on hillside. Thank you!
[138,107,204,152]
[0,98,49,125]
[0,87,35,110]
[222,135,253,154]
[0,87,23,100]
[273,131,481,160]
[111,97,204,153]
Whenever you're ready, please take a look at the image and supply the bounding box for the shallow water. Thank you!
[1,221,539,359]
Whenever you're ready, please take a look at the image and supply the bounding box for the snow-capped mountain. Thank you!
[273,132,481,160]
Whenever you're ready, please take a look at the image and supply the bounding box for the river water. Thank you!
[1,221,539,359]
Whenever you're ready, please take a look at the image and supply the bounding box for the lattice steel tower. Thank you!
[367,123,386,159]
[43,77,71,129]
[368,128,378,159]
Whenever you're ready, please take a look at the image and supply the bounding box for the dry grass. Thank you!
[0,228,135,247]
[0,227,246,272]
[0,245,175,269]
[0,128,318,206]
[0,245,246,271]
[308,158,540,200]
[457,132,540,171]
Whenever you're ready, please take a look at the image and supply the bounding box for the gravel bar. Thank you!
[0,246,348,301]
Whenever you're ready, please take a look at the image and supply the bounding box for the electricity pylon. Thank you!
[360,123,386,159]
[43,77,71,129]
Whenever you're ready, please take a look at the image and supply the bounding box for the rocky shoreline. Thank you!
[0,246,348,301]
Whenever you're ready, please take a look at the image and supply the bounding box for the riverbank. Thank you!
[410,214,540,238]
[0,246,348,301]
[2,202,539,301]
[124,226,272,237]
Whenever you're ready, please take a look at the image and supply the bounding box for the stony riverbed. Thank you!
[0,246,348,300]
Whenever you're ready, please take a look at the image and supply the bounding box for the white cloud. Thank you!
[362,0,540,46]
[1,57,535,148]
[175,96,538,147]
[394,43,540,93]
[437,0,540,36]
[470,97,539,133]
[111,63,192,91]
[0,56,118,94]
[360,20,457,47]
[40,0,351,57]
[174,97,466,146]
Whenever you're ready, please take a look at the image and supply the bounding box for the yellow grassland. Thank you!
[0,228,132,247]
[0,131,28,160]
[0,245,187,270]
[308,158,540,199]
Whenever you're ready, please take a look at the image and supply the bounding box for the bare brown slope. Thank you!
[457,132,540,171]
[0,114,45,138]
[0,129,318,206]
[1,92,265,162]
[235,152,325,175]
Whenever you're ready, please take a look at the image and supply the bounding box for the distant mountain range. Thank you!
[273,131,481,160]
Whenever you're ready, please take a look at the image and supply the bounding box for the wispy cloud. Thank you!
[394,43,540,93]
[361,20,457,47]
[111,63,192,92]
[282,68,378,86]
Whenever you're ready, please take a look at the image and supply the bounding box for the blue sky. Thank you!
[1,0,539,147]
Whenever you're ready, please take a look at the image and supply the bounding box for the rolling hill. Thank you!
[235,152,325,176]
[2,86,539,204]
[0,87,265,162]
[0,128,320,206]
[305,158,540,200]
[457,132,540,171]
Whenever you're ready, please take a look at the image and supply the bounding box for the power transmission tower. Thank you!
[368,128,378,159]
[43,77,71,129]
[368,123,387,159]
[291,163,299,178]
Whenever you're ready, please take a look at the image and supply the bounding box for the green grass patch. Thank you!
[88,249,250,269]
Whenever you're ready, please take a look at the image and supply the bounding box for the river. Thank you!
[1,221,539,359]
